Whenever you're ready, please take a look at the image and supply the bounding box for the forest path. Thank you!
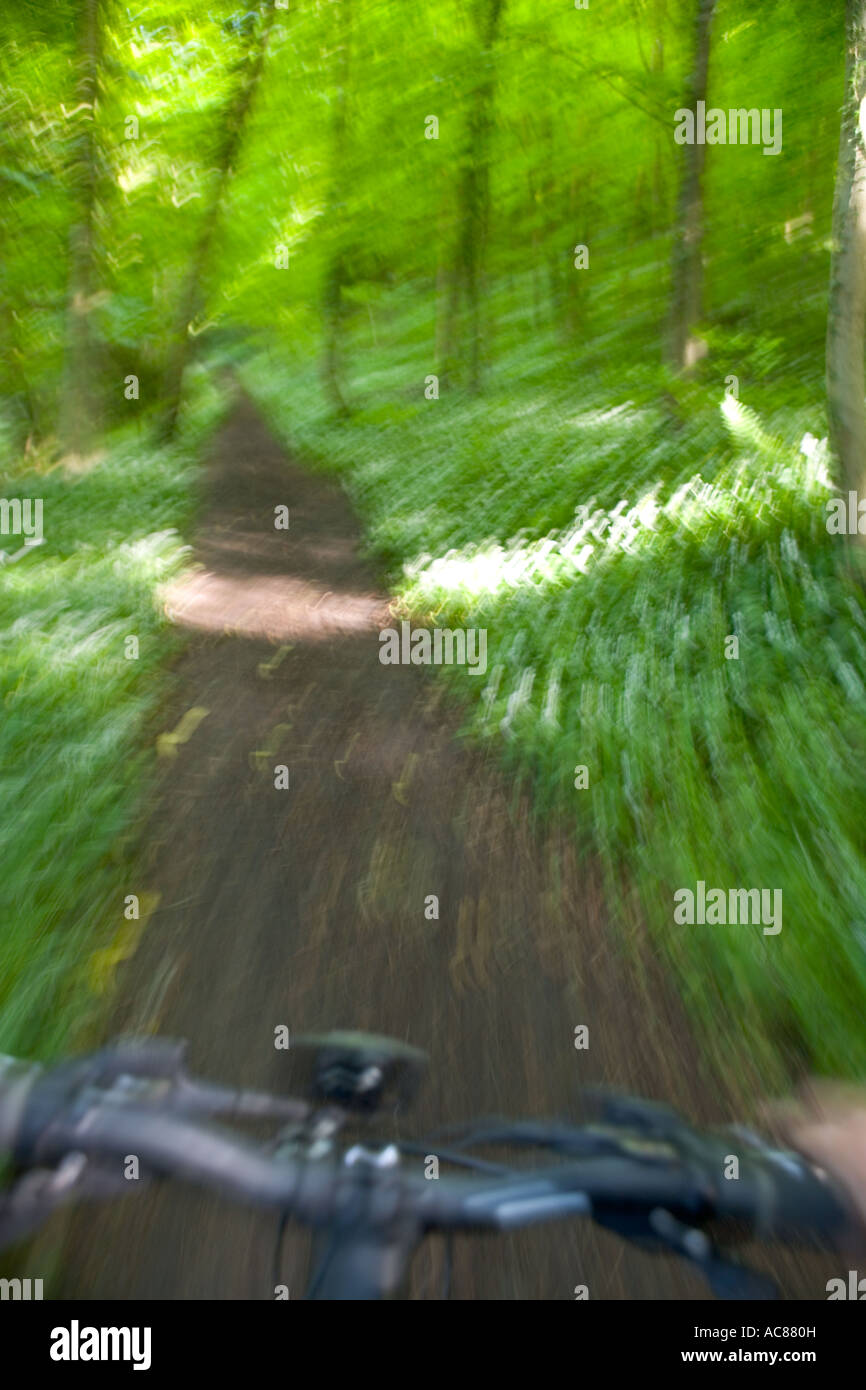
[57,397,821,1299]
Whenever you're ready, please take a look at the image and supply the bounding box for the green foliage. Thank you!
[244,258,866,1081]
[0,381,222,1058]
[1,0,864,1088]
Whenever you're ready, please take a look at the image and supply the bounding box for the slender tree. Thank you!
[826,0,866,523]
[321,0,353,419]
[59,0,102,457]
[442,0,506,393]
[157,6,274,442]
[634,0,669,236]
[667,0,715,374]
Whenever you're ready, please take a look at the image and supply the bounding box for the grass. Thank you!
[0,371,223,1060]
[242,266,866,1085]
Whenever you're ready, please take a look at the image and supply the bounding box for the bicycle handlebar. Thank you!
[0,1040,857,1298]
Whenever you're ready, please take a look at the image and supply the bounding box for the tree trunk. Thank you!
[2,307,39,445]
[158,8,274,442]
[444,0,505,393]
[564,175,581,337]
[827,0,866,516]
[667,0,715,374]
[434,169,454,371]
[59,0,101,458]
[650,18,667,233]
[321,0,353,419]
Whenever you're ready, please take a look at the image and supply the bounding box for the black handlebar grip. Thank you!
[713,1147,857,1248]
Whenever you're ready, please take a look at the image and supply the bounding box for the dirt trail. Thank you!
[56,398,828,1299]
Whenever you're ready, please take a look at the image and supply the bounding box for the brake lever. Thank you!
[0,1149,155,1252]
[583,1091,782,1299]
[82,1037,311,1125]
[648,1207,780,1299]
[86,1036,190,1084]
